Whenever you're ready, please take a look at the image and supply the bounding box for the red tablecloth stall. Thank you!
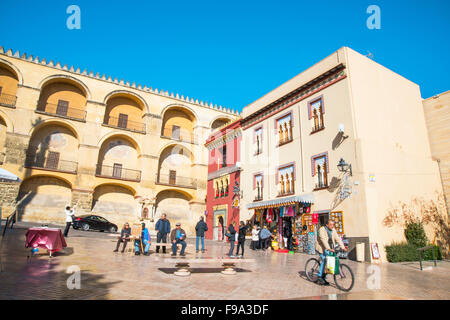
[25,227,67,253]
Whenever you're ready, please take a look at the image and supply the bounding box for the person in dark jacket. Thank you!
[195,216,208,253]
[170,223,187,256]
[155,214,171,253]
[235,221,248,258]
[113,222,131,253]
[227,221,237,257]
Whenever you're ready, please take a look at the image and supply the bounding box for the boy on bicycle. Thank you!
[315,219,347,285]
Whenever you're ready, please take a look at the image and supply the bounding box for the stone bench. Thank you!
[163,258,255,276]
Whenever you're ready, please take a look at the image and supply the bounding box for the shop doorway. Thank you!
[213,209,226,241]
[318,212,330,228]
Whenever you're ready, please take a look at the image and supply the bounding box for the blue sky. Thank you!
[0,0,449,111]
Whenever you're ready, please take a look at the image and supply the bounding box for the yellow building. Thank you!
[423,91,450,215]
[0,47,239,234]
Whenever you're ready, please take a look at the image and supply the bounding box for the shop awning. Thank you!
[246,193,314,210]
[0,168,21,182]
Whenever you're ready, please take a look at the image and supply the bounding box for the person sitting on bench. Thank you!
[135,223,151,256]
[113,222,131,253]
[170,222,187,256]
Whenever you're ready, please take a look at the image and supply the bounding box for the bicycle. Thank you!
[305,249,355,292]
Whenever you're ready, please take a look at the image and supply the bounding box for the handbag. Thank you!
[326,254,340,274]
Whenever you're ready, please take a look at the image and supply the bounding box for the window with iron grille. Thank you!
[118,113,128,129]
[113,163,123,178]
[45,151,60,170]
[56,100,69,116]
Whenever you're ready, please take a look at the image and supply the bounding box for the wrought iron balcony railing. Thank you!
[161,127,197,144]
[0,93,17,108]
[96,164,141,182]
[103,116,146,133]
[156,173,197,189]
[36,102,87,121]
[25,154,78,174]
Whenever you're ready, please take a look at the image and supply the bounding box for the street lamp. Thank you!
[337,158,352,176]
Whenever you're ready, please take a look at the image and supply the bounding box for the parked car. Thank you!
[72,214,118,233]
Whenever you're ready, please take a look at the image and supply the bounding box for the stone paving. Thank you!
[0,221,449,300]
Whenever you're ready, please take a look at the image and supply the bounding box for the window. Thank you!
[118,113,128,129]
[113,163,123,178]
[45,151,60,170]
[172,125,180,140]
[277,164,295,196]
[221,145,227,168]
[276,113,293,146]
[311,152,329,189]
[56,100,69,116]
[308,97,325,133]
[254,127,263,155]
[254,174,263,201]
[169,170,176,185]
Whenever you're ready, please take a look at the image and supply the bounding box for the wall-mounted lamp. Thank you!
[337,158,352,176]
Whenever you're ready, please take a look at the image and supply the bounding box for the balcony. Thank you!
[314,182,328,190]
[96,164,141,182]
[36,102,86,122]
[0,93,17,108]
[25,154,78,174]
[103,116,146,134]
[161,127,196,144]
[311,124,325,134]
[156,173,197,189]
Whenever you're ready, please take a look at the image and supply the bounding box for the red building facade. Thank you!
[204,120,242,240]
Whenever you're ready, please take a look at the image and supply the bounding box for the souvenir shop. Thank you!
[246,194,314,253]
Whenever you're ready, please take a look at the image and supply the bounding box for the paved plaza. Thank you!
[0,222,449,300]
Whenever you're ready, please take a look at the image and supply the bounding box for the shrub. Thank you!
[404,221,428,247]
[385,242,442,263]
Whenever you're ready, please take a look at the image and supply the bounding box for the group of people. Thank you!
[250,225,273,250]
[113,214,188,256]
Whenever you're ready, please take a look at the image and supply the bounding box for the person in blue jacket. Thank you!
[155,214,171,254]
[135,223,151,256]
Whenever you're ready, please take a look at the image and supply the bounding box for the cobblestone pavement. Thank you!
[0,222,449,300]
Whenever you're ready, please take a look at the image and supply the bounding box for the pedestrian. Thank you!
[251,225,259,250]
[155,213,171,253]
[226,221,237,257]
[170,223,187,256]
[195,216,208,253]
[63,204,76,237]
[135,223,151,256]
[260,225,272,250]
[235,221,248,258]
[113,222,131,253]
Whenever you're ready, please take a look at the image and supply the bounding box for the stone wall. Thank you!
[0,181,20,218]
[4,133,28,165]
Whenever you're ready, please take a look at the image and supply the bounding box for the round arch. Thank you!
[38,74,91,100]
[103,90,149,113]
[0,110,14,132]
[155,188,194,203]
[20,173,73,190]
[209,116,233,130]
[0,58,23,85]
[157,142,194,162]
[97,131,142,155]
[160,103,199,124]
[92,182,137,196]
[28,118,80,141]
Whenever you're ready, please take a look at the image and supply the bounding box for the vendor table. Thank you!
[25,227,67,257]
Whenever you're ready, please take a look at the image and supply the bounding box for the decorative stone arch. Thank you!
[28,118,81,142]
[38,74,91,100]
[209,115,233,130]
[155,188,194,202]
[0,58,23,85]
[92,182,137,196]
[103,90,149,113]
[20,173,74,190]
[0,109,14,132]
[97,131,142,155]
[160,103,199,125]
[157,142,195,162]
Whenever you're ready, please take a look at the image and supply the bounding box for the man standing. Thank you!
[315,219,347,285]
[259,225,272,250]
[195,216,208,253]
[135,223,151,256]
[170,223,187,256]
[63,204,76,237]
[155,213,171,253]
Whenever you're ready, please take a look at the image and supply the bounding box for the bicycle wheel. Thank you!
[334,263,354,292]
[305,258,321,282]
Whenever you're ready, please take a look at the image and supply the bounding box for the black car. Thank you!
[72,215,118,233]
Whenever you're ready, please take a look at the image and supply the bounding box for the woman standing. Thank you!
[227,221,237,257]
[235,221,248,258]
[251,225,260,250]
